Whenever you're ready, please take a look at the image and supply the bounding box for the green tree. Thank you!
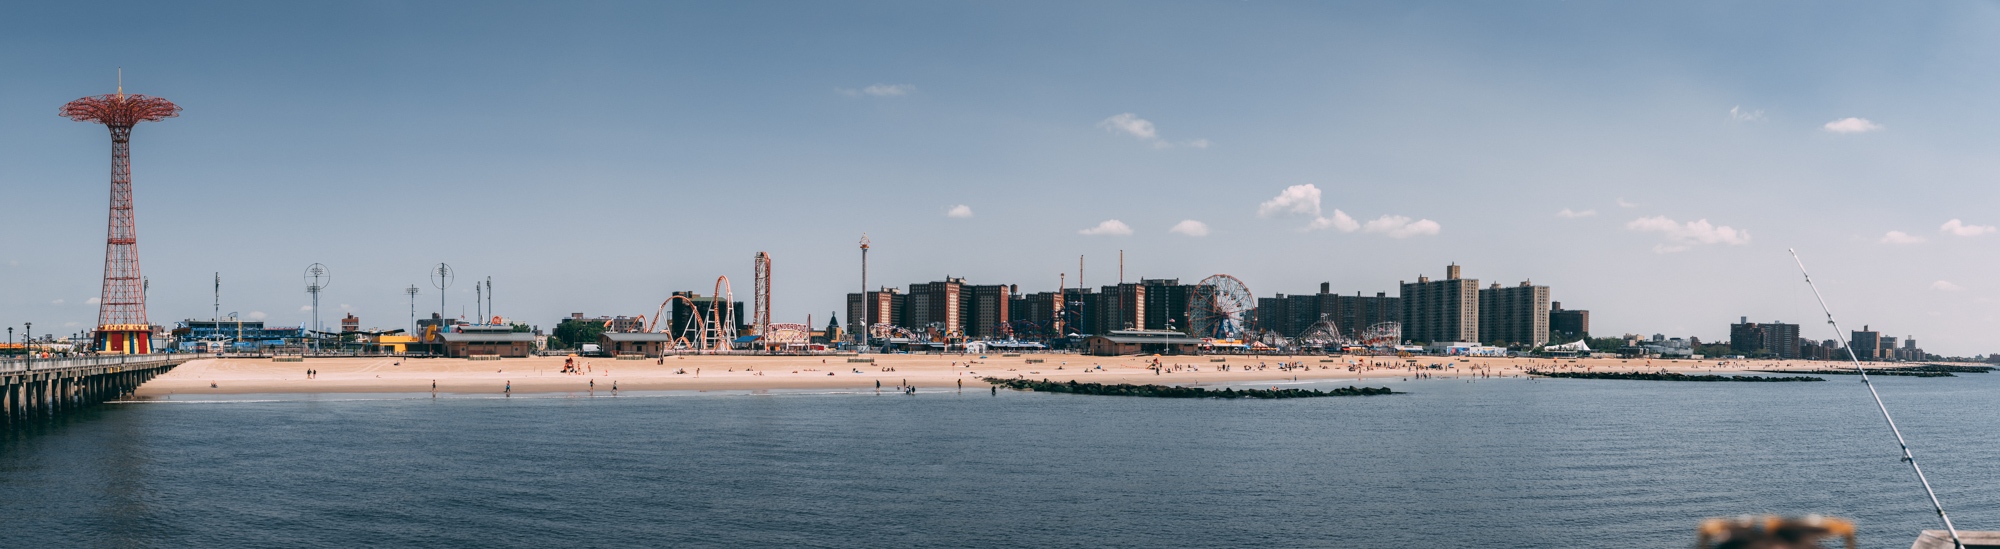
[552,320,604,350]
[1586,336,1627,352]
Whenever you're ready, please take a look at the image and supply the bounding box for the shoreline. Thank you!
[130,353,1931,396]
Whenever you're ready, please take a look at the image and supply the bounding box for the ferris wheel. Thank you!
[1187,274,1255,339]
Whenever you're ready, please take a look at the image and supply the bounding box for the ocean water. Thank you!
[3,374,1998,548]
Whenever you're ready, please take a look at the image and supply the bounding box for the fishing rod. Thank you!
[1790,248,1963,549]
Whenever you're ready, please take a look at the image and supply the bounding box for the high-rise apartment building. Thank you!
[1257,283,1400,339]
[1400,264,1480,344]
[961,284,1012,338]
[1141,279,1190,333]
[845,287,900,337]
[1478,281,1550,347]
[906,278,965,335]
[1097,283,1145,333]
[1009,291,1064,337]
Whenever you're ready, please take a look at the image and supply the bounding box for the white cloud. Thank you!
[836,84,913,97]
[1730,106,1766,122]
[1932,280,1965,291]
[1258,184,1323,217]
[1078,219,1133,236]
[248,311,267,320]
[86,297,102,305]
[862,84,912,96]
[1169,220,1210,237]
[1940,219,1996,237]
[1616,198,1638,208]
[1625,216,1751,253]
[1880,231,1926,245]
[1099,113,1157,140]
[1362,215,1442,238]
[1823,117,1883,134]
[946,204,973,218]
[50,299,63,305]
[300,305,314,311]
[1306,210,1359,232]
[1556,208,1597,218]
[1098,113,1206,148]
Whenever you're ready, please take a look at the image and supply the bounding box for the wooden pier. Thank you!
[1,354,195,421]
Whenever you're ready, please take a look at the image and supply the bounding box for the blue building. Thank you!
[172,319,306,351]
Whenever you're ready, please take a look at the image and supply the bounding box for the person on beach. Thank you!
[505,381,511,395]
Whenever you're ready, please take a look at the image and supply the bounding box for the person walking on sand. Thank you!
[505,381,511,396]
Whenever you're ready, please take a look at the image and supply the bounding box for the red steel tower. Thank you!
[61,82,179,354]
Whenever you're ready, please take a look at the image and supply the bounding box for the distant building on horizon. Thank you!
[1729,317,1800,358]
[1851,325,1883,360]
[1257,282,1399,339]
[1549,301,1589,339]
[1400,264,1480,344]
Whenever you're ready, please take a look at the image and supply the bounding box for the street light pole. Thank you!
[24,322,31,370]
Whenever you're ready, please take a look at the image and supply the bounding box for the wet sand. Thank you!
[133,353,1903,396]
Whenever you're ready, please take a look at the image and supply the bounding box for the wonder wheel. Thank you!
[1187,274,1255,339]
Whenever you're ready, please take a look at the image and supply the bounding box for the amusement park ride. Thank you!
[62,74,179,354]
[606,260,1398,353]
[620,252,814,353]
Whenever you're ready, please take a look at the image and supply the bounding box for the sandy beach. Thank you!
[132,353,1900,396]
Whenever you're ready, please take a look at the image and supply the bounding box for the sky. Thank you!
[3,1,2000,354]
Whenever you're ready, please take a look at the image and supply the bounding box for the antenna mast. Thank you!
[406,285,420,335]
[1790,249,1963,549]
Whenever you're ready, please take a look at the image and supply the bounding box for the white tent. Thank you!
[1545,340,1592,352]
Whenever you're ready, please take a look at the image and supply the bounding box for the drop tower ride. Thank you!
[60,78,180,354]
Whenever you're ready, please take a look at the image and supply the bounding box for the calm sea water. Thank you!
[3,373,1998,548]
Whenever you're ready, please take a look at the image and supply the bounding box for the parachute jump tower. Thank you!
[61,77,180,354]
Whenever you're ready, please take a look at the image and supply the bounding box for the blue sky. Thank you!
[3,1,2000,354]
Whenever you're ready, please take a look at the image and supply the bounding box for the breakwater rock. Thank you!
[1757,368,1954,378]
[1530,371,1824,382]
[983,377,1395,398]
[1913,364,1993,373]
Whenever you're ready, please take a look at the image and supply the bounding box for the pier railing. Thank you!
[0,352,204,374]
